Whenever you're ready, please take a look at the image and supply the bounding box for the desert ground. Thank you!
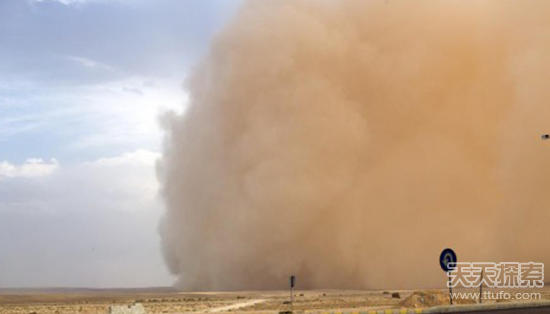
[2,288,550,314]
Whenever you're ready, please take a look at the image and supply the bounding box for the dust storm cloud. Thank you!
[157,0,550,290]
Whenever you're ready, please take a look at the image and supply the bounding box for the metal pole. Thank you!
[479,269,483,304]
[290,285,293,313]
[448,273,453,305]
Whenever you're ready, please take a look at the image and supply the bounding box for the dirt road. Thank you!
[206,299,267,313]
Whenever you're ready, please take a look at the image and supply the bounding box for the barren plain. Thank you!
[2,287,550,314]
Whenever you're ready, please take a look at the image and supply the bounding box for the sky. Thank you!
[0,0,241,288]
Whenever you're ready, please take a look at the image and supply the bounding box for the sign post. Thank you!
[448,273,453,305]
[439,248,457,306]
[289,275,295,313]
[479,269,483,304]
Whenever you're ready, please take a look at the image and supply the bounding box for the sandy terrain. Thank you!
[2,288,550,314]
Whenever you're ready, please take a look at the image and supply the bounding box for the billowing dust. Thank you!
[158,0,550,290]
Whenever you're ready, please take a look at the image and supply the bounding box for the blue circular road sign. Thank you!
[439,248,457,272]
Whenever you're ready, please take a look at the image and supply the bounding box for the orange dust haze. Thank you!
[158,0,550,290]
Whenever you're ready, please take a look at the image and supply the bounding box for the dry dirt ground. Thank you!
[2,288,550,314]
